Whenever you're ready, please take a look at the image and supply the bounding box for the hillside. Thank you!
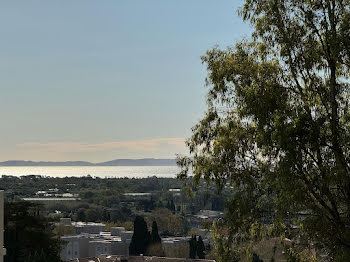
[0,158,177,166]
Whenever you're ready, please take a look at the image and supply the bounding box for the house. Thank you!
[60,221,133,261]
[60,219,212,262]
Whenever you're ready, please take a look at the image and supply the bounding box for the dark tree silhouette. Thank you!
[189,235,197,259]
[252,253,263,262]
[76,208,86,222]
[170,200,176,214]
[150,221,161,243]
[4,201,62,262]
[147,221,165,257]
[197,236,205,259]
[129,216,150,256]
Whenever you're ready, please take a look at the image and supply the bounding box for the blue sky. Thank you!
[0,0,251,162]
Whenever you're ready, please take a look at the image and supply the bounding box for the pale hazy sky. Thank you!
[0,0,250,162]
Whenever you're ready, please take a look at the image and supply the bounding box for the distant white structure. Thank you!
[60,217,73,225]
[60,219,212,262]
[195,210,223,220]
[71,221,106,234]
[0,191,5,262]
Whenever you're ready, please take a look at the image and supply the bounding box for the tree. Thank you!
[189,235,198,259]
[146,208,182,236]
[170,200,176,214]
[178,0,350,260]
[129,216,150,256]
[4,201,62,262]
[147,221,165,257]
[75,208,86,222]
[197,236,205,259]
[150,221,161,243]
[252,253,263,262]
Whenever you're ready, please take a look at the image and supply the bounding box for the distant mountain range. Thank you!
[0,158,177,166]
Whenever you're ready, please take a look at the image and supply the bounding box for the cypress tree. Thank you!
[197,236,205,259]
[189,235,197,259]
[147,221,165,257]
[150,221,161,243]
[129,216,150,256]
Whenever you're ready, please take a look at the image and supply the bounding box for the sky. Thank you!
[0,0,251,162]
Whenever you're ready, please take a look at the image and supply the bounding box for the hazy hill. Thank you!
[97,158,176,166]
[0,158,176,166]
[0,160,94,166]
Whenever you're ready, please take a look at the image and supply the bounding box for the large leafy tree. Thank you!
[178,0,350,260]
[4,201,62,262]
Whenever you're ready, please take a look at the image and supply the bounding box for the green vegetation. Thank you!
[0,175,227,238]
[4,201,62,262]
[147,221,165,257]
[178,0,350,260]
[129,216,165,257]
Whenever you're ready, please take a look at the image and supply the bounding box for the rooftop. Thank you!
[69,255,215,262]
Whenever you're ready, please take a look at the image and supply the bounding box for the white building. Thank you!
[61,235,89,260]
[0,191,5,262]
[60,223,133,261]
[60,219,212,261]
[72,221,106,234]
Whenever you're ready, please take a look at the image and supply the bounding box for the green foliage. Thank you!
[75,208,86,222]
[0,176,220,222]
[146,208,183,236]
[147,221,165,257]
[178,0,350,260]
[210,221,240,262]
[4,201,62,262]
[0,175,228,245]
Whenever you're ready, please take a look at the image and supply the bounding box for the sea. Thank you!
[0,166,181,178]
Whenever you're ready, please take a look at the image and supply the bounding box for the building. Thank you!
[60,220,133,261]
[195,210,223,220]
[0,191,5,262]
[61,218,212,262]
[72,221,106,234]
